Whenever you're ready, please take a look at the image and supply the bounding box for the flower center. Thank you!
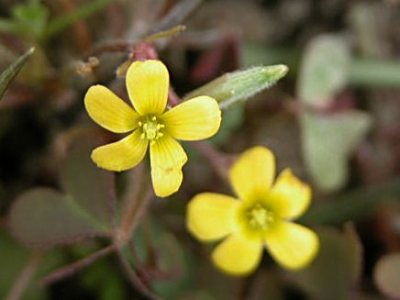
[246,203,275,230]
[138,116,165,144]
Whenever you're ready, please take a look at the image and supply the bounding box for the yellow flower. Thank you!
[187,146,319,275]
[84,60,221,197]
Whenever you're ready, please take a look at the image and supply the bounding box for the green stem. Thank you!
[242,44,400,87]
[349,58,400,87]
[6,252,43,300]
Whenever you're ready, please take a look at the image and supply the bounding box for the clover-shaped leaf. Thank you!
[301,111,372,192]
[298,35,350,108]
[9,130,116,247]
[290,226,362,300]
[374,253,400,299]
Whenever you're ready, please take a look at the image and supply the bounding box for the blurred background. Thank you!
[0,0,400,299]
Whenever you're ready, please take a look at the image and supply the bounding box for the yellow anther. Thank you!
[139,115,165,143]
[247,203,274,230]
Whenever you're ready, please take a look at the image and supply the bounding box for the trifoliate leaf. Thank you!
[298,35,350,108]
[301,110,372,192]
[374,253,400,299]
[290,227,362,300]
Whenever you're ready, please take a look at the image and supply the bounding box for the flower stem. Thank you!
[6,252,43,300]
[40,245,116,286]
[116,248,161,300]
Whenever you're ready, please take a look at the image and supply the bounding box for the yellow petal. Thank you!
[268,169,312,220]
[161,96,221,140]
[212,234,263,275]
[265,222,319,270]
[230,146,275,201]
[91,130,148,171]
[187,193,239,242]
[84,85,140,133]
[150,135,188,197]
[126,60,169,116]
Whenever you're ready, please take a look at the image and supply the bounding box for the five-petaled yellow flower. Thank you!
[187,146,319,275]
[84,60,221,197]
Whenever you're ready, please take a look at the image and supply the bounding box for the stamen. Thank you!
[138,115,165,143]
[247,203,275,230]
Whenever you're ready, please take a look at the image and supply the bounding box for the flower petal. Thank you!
[230,146,275,201]
[126,60,169,116]
[150,135,188,197]
[91,130,148,171]
[212,234,263,275]
[268,169,312,220]
[187,193,239,242]
[84,85,140,133]
[265,222,319,270]
[161,96,221,141]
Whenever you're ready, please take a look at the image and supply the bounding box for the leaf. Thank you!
[209,104,244,145]
[82,258,126,300]
[290,226,362,300]
[130,218,192,299]
[184,65,288,110]
[374,253,400,299]
[301,110,372,192]
[60,131,117,228]
[300,178,400,225]
[297,35,350,108]
[9,188,108,247]
[0,232,63,299]
[9,130,116,247]
[0,47,34,100]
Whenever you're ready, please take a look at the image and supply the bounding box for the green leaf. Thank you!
[9,188,108,247]
[82,258,126,300]
[9,130,116,247]
[298,35,350,108]
[300,178,400,225]
[129,218,192,299]
[184,65,288,110]
[301,110,372,192]
[374,253,400,299]
[209,104,244,145]
[60,131,117,228]
[45,0,113,39]
[0,47,34,100]
[290,226,362,300]
[0,232,63,300]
